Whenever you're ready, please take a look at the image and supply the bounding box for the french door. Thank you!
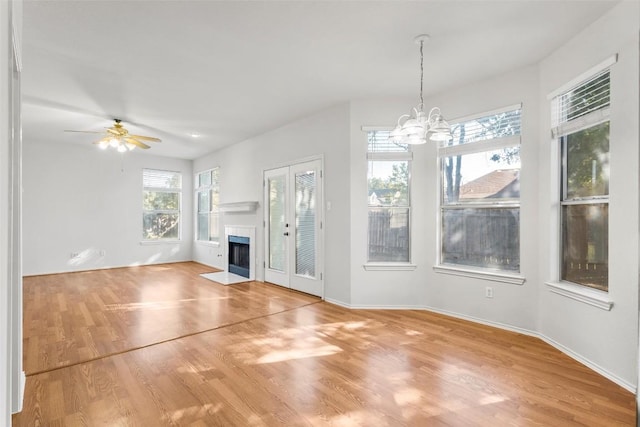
[264,159,323,297]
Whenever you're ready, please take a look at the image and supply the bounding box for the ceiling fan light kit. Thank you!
[65,119,161,153]
[390,34,452,145]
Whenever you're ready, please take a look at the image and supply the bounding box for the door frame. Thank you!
[262,155,325,299]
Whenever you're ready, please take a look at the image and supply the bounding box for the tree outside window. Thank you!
[142,169,182,240]
[552,68,610,291]
[367,131,411,263]
[439,106,522,272]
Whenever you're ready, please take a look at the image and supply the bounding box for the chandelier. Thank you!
[390,34,452,145]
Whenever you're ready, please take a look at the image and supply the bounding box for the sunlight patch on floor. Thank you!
[256,344,342,364]
[104,296,230,312]
[164,403,222,423]
[308,410,383,426]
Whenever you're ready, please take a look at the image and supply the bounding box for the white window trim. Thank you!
[436,105,523,278]
[195,167,220,244]
[139,240,181,246]
[363,263,417,271]
[547,54,617,100]
[434,264,526,285]
[546,281,613,311]
[549,65,612,296]
[196,240,220,248]
[142,169,182,242]
[364,129,413,266]
[439,135,520,157]
[449,103,523,126]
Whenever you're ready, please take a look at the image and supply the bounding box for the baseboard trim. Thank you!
[323,299,424,310]
[423,305,539,338]
[324,299,636,394]
[12,370,25,414]
[423,305,636,394]
[23,259,195,277]
[537,334,636,393]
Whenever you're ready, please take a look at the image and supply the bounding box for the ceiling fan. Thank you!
[65,119,161,152]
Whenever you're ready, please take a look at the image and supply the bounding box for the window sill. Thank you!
[196,241,220,247]
[546,281,613,311]
[140,240,181,245]
[363,263,417,271]
[433,265,525,285]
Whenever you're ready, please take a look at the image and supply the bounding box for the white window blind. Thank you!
[551,70,611,139]
[143,169,181,190]
[367,130,412,161]
[367,130,409,153]
[441,105,522,157]
[366,130,411,263]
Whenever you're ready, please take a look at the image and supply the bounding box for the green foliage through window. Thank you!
[142,169,181,240]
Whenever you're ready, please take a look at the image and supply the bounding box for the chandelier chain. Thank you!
[419,39,424,108]
[389,34,451,144]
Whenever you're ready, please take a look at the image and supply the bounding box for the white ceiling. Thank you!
[21,0,618,160]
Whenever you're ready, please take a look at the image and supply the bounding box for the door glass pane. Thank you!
[269,175,286,271]
[295,170,316,278]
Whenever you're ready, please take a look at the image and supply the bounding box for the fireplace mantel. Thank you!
[219,201,259,213]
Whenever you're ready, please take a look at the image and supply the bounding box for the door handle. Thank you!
[284,232,289,236]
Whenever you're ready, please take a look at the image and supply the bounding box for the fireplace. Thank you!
[228,235,250,278]
[200,225,256,285]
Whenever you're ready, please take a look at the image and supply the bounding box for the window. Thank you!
[367,130,411,262]
[195,168,220,244]
[552,69,610,291]
[142,169,182,240]
[439,105,522,272]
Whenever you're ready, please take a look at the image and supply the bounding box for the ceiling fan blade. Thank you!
[129,134,161,142]
[64,130,105,134]
[106,128,123,136]
[124,137,150,149]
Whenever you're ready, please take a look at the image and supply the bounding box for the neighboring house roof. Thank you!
[459,169,520,200]
[368,188,402,206]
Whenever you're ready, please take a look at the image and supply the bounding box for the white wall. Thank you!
[193,103,352,302]
[348,97,435,308]
[2,0,24,421]
[22,142,193,275]
[347,65,540,327]
[345,1,638,390]
[13,0,637,407]
[537,1,639,389]
[0,3,10,422]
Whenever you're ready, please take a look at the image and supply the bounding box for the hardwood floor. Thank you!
[14,263,635,426]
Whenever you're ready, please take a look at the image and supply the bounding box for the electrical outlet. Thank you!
[99,250,106,256]
[485,287,494,298]
[70,252,79,259]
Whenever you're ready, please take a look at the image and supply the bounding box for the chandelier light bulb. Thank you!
[391,34,452,145]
